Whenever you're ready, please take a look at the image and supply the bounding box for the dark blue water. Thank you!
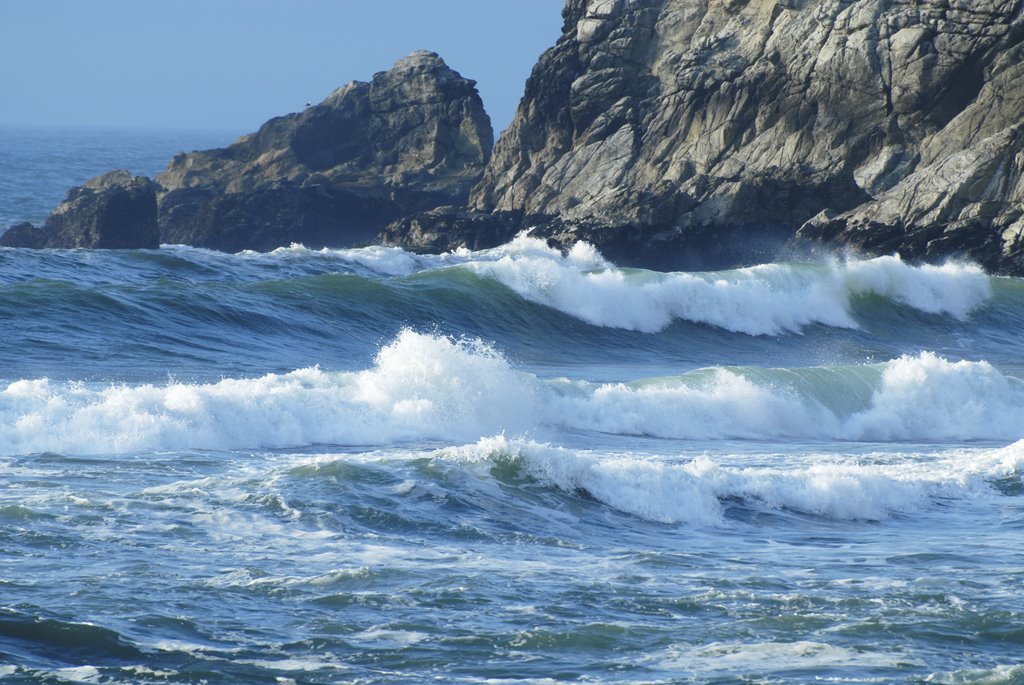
[1,127,1023,684]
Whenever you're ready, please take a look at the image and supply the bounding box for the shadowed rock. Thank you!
[0,170,158,249]
[380,207,525,255]
[157,50,493,249]
[0,222,48,249]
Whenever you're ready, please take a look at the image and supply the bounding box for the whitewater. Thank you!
[1,127,1023,684]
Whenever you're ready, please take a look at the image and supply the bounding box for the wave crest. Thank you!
[466,236,992,335]
[2,332,1021,456]
[166,235,993,336]
[442,435,1024,524]
[0,331,536,455]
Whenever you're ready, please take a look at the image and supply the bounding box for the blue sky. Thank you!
[0,1,563,134]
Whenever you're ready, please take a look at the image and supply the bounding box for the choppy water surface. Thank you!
[1,128,1023,684]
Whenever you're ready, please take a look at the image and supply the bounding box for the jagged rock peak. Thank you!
[390,50,453,73]
[322,51,478,107]
[155,50,493,251]
[157,50,492,197]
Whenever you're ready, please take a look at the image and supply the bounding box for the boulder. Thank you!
[0,222,48,249]
[0,170,158,249]
[381,207,524,254]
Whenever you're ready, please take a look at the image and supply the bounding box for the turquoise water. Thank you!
[1,128,1023,684]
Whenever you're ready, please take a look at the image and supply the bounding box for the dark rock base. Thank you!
[382,207,796,272]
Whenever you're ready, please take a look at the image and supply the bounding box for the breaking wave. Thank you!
[3,331,1022,456]
[462,235,993,335]
[440,435,1024,524]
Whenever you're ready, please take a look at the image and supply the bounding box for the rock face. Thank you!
[157,51,493,250]
[0,170,158,249]
[796,123,1024,273]
[2,51,492,253]
[384,0,1024,274]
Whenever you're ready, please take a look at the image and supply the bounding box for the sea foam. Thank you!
[464,235,992,334]
[0,331,536,455]
[553,352,1024,442]
[442,435,1023,523]
[190,234,993,336]
[2,332,1022,455]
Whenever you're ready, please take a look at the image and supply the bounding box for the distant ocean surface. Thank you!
[2,127,1023,684]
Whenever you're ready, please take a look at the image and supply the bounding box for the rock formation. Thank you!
[0,170,158,249]
[2,51,492,252]
[156,50,493,251]
[383,0,1024,274]
[380,207,524,254]
[0,223,48,249]
[7,8,1024,273]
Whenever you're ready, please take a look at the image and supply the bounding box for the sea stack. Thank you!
[2,51,493,252]
[155,51,493,251]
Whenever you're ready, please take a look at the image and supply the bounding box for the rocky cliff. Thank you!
[385,0,1024,274]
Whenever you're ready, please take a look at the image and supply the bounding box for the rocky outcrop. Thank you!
[0,223,48,249]
[9,9,1023,270]
[796,122,1024,274]
[0,170,158,249]
[157,51,493,249]
[383,0,1024,274]
[2,51,492,253]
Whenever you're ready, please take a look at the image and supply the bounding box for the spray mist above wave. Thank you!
[234,243,451,277]
[3,331,1023,456]
[441,435,1024,524]
[155,242,461,279]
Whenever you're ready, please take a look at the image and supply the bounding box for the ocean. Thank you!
[1,126,1023,684]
